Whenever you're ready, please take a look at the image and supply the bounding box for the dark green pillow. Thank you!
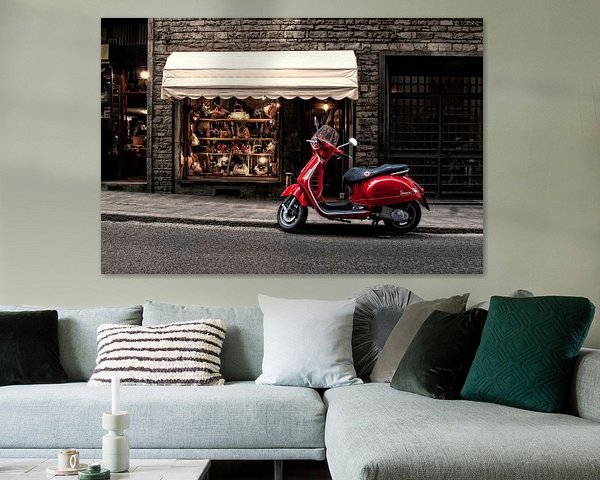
[460,296,595,413]
[0,310,69,385]
[390,308,488,399]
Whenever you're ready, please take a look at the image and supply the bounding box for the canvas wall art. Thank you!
[101,18,483,274]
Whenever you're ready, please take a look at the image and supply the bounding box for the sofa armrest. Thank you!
[568,348,600,422]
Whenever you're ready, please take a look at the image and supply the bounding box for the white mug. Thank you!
[58,448,79,470]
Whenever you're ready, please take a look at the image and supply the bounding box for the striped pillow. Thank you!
[88,320,226,386]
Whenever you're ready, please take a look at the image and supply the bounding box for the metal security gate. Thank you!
[385,56,483,198]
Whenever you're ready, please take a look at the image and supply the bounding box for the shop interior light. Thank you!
[323,103,330,112]
[139,70,150,80]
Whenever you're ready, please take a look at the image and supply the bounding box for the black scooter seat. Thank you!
[343,163,410,184]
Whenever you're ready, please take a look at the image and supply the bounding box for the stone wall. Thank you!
[149,18,483,193]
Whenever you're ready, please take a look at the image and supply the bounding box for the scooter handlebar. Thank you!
[307,137,349,159]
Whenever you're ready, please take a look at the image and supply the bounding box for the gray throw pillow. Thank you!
[370,294,469,383]
[469,289,534,310]
[351,285,423,380]
[142,301,264,381]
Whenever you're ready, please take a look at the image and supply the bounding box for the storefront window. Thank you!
[183,97,280,181]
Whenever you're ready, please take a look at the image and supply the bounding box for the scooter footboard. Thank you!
[281,184,311,207]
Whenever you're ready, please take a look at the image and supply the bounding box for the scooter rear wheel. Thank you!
[383,201,421,234]
[277,196,308,232]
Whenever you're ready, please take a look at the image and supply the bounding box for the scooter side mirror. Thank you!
[338,138,358,150]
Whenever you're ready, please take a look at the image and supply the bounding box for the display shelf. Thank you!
[185,98,280,179]
[198,137,275,142]
[200,118,275,123]
[205,153,274,156]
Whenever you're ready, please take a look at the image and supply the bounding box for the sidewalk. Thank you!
[101,191,483,234]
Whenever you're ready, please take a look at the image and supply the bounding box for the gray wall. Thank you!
[0,0,599,348]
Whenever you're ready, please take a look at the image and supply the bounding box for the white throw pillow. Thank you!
[256,295,362,388]
[88,320,226,386]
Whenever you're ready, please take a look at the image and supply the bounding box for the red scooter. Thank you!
[277,125,429,233]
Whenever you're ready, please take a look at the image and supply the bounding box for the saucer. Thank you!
[46,464,88,476]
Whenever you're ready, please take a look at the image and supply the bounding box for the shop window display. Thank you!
[184,97,280,180]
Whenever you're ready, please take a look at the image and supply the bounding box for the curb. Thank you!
[101,213,483,235]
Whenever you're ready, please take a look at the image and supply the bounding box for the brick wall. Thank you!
[149,18,483,193]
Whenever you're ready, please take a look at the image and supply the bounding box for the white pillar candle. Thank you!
[111,376,120,415]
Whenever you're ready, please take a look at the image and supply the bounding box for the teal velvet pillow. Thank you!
[391,308,487,399]
[0,310,69,385]
[460,296,595,413]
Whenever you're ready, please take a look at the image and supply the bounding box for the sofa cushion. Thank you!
[0,382,326,452]
[568,348,600,422]
[0,305,143,381]
[461,296,595,413]
[324,383,600,480]
[142,301,263,381]
[256,295,360,388]
[391,308,487,399]
[351,285,423,380]
[370,294,469,383]
[88,320,226,386]
[0,310,69,386]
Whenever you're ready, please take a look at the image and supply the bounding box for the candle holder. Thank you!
[101,411,129,473]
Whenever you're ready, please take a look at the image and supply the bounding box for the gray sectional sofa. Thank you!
[1,300,600,480]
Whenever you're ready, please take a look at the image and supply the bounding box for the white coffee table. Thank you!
[0,458,210,479]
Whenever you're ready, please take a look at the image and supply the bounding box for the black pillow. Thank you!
[390,308,487,399]
[0,310,69,385]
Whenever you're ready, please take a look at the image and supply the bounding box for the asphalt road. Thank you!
[101,221,483,274]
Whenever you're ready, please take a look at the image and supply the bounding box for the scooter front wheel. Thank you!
[277,196,308,232]
[383,201,421,234]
